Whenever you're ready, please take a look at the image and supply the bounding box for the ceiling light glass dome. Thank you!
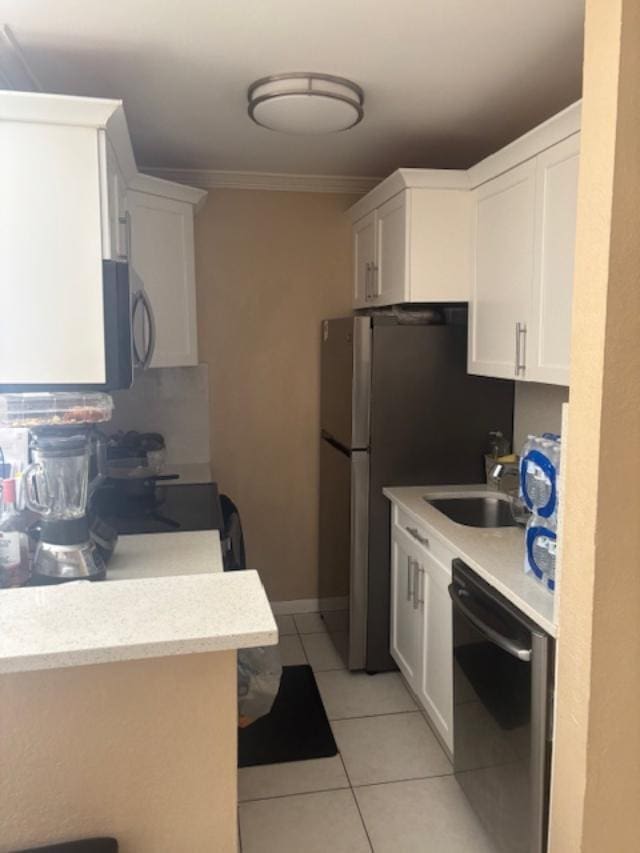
[247,73,364,134]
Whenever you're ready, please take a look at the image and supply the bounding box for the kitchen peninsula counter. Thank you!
[0,530,276,674]
[0,529,275,852]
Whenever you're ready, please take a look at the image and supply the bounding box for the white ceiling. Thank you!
[1,0,584,178]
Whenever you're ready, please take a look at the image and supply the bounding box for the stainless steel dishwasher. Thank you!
[449,559,554,853]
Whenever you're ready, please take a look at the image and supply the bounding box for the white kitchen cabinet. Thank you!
[0,91,136,387]
[468,132,580,386]
[374,192,407,305]
[415,547,454,750]
[390,515,454,753]
[390,528,422,686]
[101,135,129,262]
[126,175,206,368]
[353,210,376,305]
[349,170,471,310]
[468,160,537,380]
[528,134,580,385]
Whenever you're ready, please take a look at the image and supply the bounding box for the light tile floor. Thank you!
[238,611,498,853]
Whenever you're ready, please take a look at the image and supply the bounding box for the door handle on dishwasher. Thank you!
[448,585,532,661]
[406,526,429,547]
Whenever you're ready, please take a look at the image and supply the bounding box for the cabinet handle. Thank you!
[372,263,380,297]
[406,556,414,601]
[406,526,429,547]
[117,211,131,261]
[416,566,425,611]
[365,262,372,300]
[515,322,527,376]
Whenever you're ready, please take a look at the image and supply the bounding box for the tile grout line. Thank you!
[339,750,375,853]
[237,768,456,805]
[328,707,419,723]
[239,781,351,805]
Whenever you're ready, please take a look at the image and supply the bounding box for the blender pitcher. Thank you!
[25,431,91,521]
[23,429,105,580]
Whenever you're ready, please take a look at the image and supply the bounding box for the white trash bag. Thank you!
[238,646,283,727]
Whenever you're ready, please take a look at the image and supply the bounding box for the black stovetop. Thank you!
[93,481,223,536]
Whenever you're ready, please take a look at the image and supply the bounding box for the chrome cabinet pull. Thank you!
[412,560,420,610]
[416,566,425,611]
[406,556,414,601]
[515,321,527,376]
[372,262,379,298]
[406,526,429,548]
[364,262,371,300]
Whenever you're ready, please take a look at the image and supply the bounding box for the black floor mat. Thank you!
[238,664,338,768]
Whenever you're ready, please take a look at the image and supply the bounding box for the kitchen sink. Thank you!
[425,496,519,528]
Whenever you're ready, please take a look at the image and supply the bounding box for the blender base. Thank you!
[32,539,106,581]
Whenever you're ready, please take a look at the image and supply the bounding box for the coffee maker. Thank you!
[0,392,116,582]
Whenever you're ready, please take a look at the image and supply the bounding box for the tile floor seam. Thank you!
[239,779,352,804]
[329,708,420,722]
[339,752,375,853]
[352,770,456,791]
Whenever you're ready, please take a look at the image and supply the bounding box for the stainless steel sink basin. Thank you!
[425,496,519,528]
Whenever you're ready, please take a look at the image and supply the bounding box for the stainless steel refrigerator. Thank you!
[319,313,515,672]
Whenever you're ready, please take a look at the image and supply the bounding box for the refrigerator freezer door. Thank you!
[349,448,370,670]
[318,436,351,603]
[318,436,370,670]
[320,316,371,450]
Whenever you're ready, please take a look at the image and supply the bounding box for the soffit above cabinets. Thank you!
[1,0,584,178]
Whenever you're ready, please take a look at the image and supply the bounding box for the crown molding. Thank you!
[140,167,381,196]
[130,172,208,210]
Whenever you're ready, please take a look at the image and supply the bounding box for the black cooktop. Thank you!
[93,481,223,535]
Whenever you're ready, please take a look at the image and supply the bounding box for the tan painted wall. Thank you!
[195,190,357,602]
[549,1,640,850]
[0,652,238,853]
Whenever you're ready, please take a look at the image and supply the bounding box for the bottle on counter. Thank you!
[0,478,31,587]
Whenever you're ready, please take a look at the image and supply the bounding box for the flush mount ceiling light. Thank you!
[247,73,364,134]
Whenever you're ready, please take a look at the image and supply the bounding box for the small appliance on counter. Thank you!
[0,392,117,584]
[520,433,561,592]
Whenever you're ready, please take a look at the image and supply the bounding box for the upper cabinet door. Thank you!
[375,192,407,306]
[353,211,376,308]
[127,191,198,368]
[468,160,537,380]
[528,134,580,386]
[99,133,128,262]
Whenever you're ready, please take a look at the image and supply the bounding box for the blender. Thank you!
[24,428,105,580]
[0,392,116,582]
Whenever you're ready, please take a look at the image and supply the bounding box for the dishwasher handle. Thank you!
[449,583,532,662]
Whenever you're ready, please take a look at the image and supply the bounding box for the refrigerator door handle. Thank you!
[351,316,372,450]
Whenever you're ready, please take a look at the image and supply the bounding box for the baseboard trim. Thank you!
[270,596,348,615]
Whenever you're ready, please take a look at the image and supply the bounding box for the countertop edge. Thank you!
[384,485,557,637]
[0,570,278,675]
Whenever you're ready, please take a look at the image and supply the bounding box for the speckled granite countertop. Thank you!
[0,531,276,674]
[107,530,224,579]
[383,484,556,636]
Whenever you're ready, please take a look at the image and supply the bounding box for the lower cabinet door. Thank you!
[390,532,421,688]
[417,550,454,753]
